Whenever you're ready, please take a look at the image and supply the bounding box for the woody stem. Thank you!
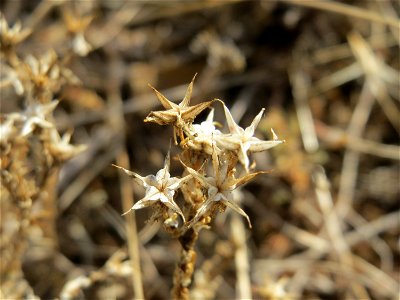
[171,227,199,300]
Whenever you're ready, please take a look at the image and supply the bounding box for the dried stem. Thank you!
[231,213,252,299]
[290,63,319,153]
[172,228,199,300]
[282,0,400,28]
[336,80,374,218]
[107,53,144,299]
[117,151,144,300]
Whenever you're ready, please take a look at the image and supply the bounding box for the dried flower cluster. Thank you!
[116,76,283,229]
[114,76,284,298]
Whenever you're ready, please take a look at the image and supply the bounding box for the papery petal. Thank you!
[205,108,214,123]
[48,130,87,161]
[147,189,162,201]
[166,177,180,189]
[223,103,242,135]
[167,174,191,190]
[144,174,158,188]
[216,134,240,151]
[237,143,250,172]
[192,120,219,137]
[222,198,252,228]
[0,17,6,32]
[122,193,157,215]
[166,188,177,200]
[181,100,213,122]
[129,201,151,212]
[0,120,15,143]
[244,108,264,137]
[162,198,185,222]
[144,110,178,125]
[156,167,169,182]
[234,170,270,188]
[38,100,59,116]
[148,85,178,110]
[217,157,229,185]
[8,71,24,95]
[158,192,170,203]
[161,151,171,181]
[205,176,217,188]
[26,55,39,76]
[248,140,284,152]
[207,186,219,200]
[180,160,212,188]
[112,164,147,185]
[21,117,54,136]
[179,74,196,108]
[211,143,220,178]
[271,128,279,140]
[73,33,92,56]
[187,198,214,228]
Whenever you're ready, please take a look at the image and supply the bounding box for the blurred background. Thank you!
[1,0,399,299]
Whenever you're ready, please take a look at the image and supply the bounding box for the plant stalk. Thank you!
[172,228,199,300]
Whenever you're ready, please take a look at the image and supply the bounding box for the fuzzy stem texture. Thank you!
[172,228,199,300]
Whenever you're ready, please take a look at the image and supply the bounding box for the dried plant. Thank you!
[0,13,85,299]
[1,1,399,299]
[114,78,284,299]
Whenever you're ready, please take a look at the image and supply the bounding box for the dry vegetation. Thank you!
[1,1,399,299]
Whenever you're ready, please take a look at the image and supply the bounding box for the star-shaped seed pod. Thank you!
[217,103,284,172]
[181,145,269,228]
[113,151,191,222]
[144,75,213,144]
